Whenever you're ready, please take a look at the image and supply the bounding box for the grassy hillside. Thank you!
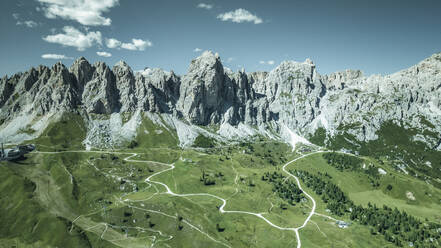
[0,157,117,248]
[128,115,179,149]
[2,115,441,247]
[311,121,441,189]
[293,153,441,221]
[290,152,441,247]
[32,112,87,151]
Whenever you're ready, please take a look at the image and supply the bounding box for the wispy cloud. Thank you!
[43,26,102,51]
[12,13,39,28]
[17,20,38,28]
[37,0,119,26]
[217,8,263,24]
[106,38,152,51]
[193,48,202,52]
[41,54,73,59]
[197,3,213,10]
[97,51,112,57]
[259,60,275,65]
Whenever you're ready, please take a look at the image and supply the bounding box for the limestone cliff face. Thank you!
[177,51,227,125]
[0,51,440,148]
[136,68,180,114]
[113,61,137,113]
[81,62,120,114]
[316,53,441,147]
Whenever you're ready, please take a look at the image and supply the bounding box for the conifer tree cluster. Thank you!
[293,170,352,216]
[323,152,363,171]
[293,169,441,247]
[262,171,304,205]
[323,152,380,187]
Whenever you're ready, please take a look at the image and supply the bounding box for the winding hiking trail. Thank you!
[36,149,329,248]
[126,151,326,248]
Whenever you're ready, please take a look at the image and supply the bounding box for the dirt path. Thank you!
[34,149,329,248]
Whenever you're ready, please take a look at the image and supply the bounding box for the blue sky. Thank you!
[1,0,440,77]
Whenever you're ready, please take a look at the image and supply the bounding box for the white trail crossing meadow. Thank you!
[127,151,326,248]
[36,149,328,248]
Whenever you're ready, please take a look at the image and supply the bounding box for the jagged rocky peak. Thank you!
[422,52,441,65]
[0,76,14,107]
[51,61,67,74]
[113,60,136,112]
[134,68,181,114]
[45,61,77,91]
[92,61,111,75]
[140,68,179,92]
[178,51,227,125]
[265,59,323,100]
[324,69,364,90]
[16,67,39,92]
[412,52,441,75]
[113,60,135,80]
[272,58,318,82]
[113,60,132,73]
[82,61,120,114]
[327,69,363,81]
[24,62,80,115]
[1,52,441,150]
[248,71,268,94]
[187,50,224,77]
[70,57,93,90]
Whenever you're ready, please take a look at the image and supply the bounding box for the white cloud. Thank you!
[12,13,20,20]
[194,48,202,52]
[260,60,276,65]
[37,0,119,26]
[106,38,121,49]
[43,26,102,51]
[41,54,73,59]
[121,39,152,51]
[226,57,235,63]
[106,38,152,51]
[197,3,213,10]
[97,51,112,57]
[17,20,38,28]
[217,8,263,24]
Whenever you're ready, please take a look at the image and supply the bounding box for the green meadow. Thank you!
[1,116,440,247]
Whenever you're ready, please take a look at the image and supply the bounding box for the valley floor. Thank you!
[0,141,440,247]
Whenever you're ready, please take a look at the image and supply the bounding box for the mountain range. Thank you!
[1,51,441,175]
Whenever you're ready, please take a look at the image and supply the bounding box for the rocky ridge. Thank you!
[0,51,440,150]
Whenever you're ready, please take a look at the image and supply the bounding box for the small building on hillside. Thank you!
[336,220,350,229]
